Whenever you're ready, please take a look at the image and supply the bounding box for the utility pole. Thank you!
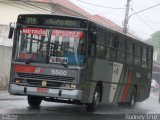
[123,0,131,34]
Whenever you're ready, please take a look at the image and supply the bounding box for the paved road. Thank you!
[0,90,160,120]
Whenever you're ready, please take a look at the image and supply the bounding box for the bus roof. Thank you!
[17,14,153,48]
[18,14,87,21]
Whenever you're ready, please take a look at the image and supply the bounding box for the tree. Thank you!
[146,31,160,61]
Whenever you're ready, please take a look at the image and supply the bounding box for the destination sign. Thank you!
[18,15,87,28]
[24,17,38,25]
[44,18,79,27]
[22,28,49,36]
[52,30,84,38]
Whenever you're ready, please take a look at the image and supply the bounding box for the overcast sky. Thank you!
[69,0,160,40]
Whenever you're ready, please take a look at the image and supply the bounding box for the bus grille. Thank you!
[27,79,63,87]
[16,72,75,82]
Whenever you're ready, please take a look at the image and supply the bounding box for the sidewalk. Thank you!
[0,90,26,100]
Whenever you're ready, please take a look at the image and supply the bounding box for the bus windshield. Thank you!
[16,28,86,66]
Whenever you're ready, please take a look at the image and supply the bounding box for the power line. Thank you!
[123,1,160,34]
[68,1,123,30]
[153,0,159,4]
[23,1,53,13]
[77,3,123,17]
[131,2,160,26]
[0,0,54,14]
[130,7,157,32]
[14,1,49,13]
[95,15,122,32]
[76,4,95,13]
[129,3,160,18]
[75,0,124,9]
[0,1,39,13]
[134,8,160,26]
[129,28,152,38]
[13,1,60,14]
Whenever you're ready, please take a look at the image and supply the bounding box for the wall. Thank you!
[0,46,12,89]
[0,1,52,25]
[0,24,13,89]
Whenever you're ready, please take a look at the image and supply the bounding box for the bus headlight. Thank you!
[15,79,26,84]
[70,84,77,89]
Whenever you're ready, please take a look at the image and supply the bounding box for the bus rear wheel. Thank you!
[85,86,101,112]
[128,88,136,108]
[27,95,42,108]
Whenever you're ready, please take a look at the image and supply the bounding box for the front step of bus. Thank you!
[44,97,82,105]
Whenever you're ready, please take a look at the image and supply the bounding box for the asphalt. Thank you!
[0,90,25,101]
[0,90,160,120]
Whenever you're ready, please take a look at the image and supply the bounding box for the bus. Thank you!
[8,14,153,112]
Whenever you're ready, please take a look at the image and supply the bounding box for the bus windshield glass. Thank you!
[16,28,86,66]
[17,27,49,63]
[49,29,86,65]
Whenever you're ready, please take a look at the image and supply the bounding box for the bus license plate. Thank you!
[36,88,49,93]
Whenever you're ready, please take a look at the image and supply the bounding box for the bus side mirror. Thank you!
[8,27,14,39]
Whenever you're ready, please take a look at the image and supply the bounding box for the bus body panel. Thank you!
[8,14,153,108]
[9,84,83,100]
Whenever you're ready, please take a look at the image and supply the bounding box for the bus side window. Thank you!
[142,47,147,68]
[117,36,125,63]
[88,32,96,57]
[110,36,118,60]
[147,48,152,79]
[134,43,142,66]
[106,33,116,60]
[126,40,133,65]
[97,28,105,45]
[96,29,106,59]
[96,44,106,59]
[148,48,152,70]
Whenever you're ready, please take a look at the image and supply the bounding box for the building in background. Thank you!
[0,0,123,30]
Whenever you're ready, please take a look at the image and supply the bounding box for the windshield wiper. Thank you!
[25,59,35,64]
[62,64,68,68]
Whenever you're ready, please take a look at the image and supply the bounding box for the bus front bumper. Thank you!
[9,84,83,100]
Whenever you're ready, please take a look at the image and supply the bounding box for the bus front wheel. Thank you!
[85,86,101,112]
[27,95,42,108]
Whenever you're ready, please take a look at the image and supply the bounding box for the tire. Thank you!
[85,86,101,112]
[27,96,42,108]
[118,102,128,107]
[128,88,136,108]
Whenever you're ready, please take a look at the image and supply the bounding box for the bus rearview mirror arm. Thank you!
[8,27,14,39]
[8,22,16,39]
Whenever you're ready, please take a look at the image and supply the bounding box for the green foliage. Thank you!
[146,31,160,61]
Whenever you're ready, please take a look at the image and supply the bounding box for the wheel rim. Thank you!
[94,91,100,107]
[131,94,135,107]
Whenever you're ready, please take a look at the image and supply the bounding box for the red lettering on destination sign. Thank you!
[23,28,48,36]
[52,30,84,38]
